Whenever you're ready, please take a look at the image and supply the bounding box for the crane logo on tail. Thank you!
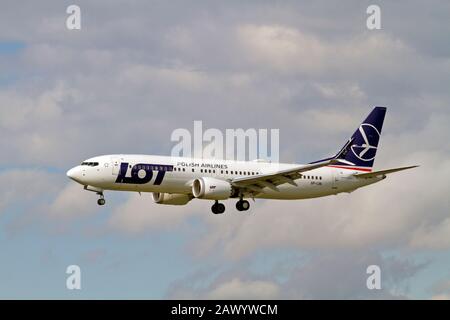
[351,123,380,162]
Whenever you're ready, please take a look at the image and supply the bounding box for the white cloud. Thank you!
[0,169,59,215]
[119,64,211,92]
[168,250,421,299]
[206,278,280,300]
[236,24,411,75]
[48,183,98,219]
[430,279,450,300]
[431,294,450,300]
[108,193,207,233]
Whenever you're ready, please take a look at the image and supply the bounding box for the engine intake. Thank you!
[152,192,191,205]
[192,177,233,200]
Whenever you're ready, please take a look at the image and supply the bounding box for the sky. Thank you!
[0,0,450,299]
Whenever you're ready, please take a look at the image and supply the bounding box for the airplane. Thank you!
[66,106,418,214]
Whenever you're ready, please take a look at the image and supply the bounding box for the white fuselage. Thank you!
[67,154,383,200]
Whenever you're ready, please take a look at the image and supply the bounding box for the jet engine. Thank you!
[192,177,233,200]
[151,192,191,205]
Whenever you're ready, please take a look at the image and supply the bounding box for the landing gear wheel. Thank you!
[217,203,225,214]
[211,201,225,214]
[97,193,105,206]
[236,200,250,211]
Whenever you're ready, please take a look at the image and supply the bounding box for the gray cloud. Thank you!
[167,250,425,299]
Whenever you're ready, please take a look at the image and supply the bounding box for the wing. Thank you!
[230,158,340,194]
[353,165,419,179]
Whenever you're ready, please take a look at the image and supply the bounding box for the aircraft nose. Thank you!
[66,166,82,182]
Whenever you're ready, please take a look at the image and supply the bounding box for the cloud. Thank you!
[431,294,450,300]
[0,84,83,166]
[206,278,280,300]
[430,279,450,300]
[236,24,411,75]
[168,250,424,299]
[0,169,59,215]
[47,183,98,219]
[108,193,208,233]
[280,251,422,299]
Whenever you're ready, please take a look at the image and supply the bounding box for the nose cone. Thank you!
[66,166,82,183]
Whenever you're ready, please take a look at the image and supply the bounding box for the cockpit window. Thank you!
[81,162,99,167]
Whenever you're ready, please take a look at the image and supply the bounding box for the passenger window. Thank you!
[183,168,185,172]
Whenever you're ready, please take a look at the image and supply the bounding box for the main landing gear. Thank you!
[97,193,106,206]
[211,200,225,214]
[211,199,251,214]
[236,199,250,211]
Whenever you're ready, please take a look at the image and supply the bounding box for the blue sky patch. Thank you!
[0,41,25,55]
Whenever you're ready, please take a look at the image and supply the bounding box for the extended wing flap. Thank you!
[354,165,419,179]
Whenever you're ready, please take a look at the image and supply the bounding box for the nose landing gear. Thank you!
[97,193,106,206]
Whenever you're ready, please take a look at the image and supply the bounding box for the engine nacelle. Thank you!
[152,192,191,205]
[192,177,233,200]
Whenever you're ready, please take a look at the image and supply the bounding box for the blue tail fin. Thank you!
[334,106,386,169]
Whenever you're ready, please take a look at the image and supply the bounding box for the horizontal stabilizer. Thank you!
[354,165,419,179]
